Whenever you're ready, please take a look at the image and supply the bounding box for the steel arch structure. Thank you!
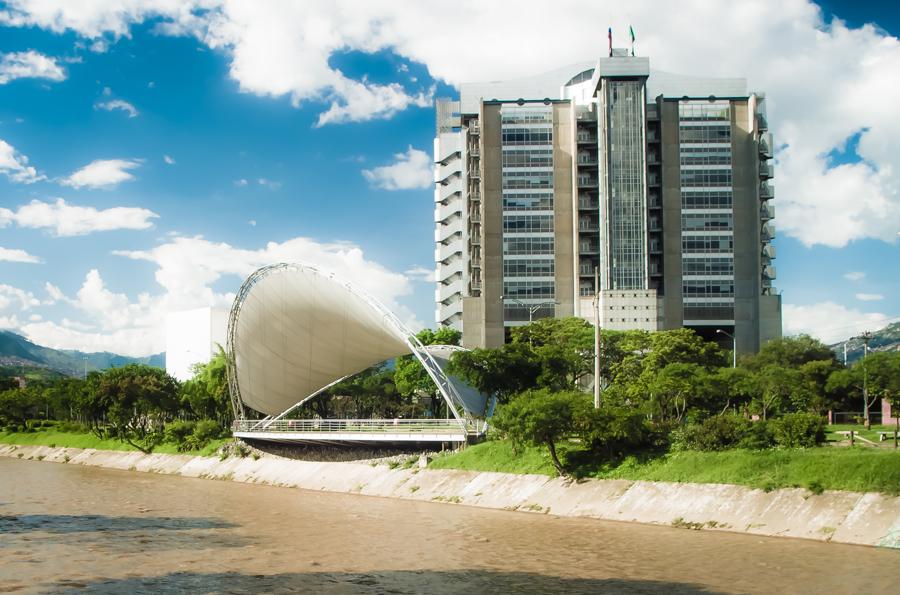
[226,263,488,434]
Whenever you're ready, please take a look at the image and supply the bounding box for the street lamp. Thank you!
[499,296,559,324]
[716,329,736,369]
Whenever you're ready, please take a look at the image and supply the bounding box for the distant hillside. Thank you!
[830,321,900,365]
[0,330,165,378]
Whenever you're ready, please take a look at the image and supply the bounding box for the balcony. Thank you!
[757,113,768,131]
[579,220,599,232]
[763,265,777,280]
[578,176,599,188]
[758,132,773,159]
[761,222,776,241]
[759,163,774,179]
[760,182,775,200]
[761,202,775,221]
[468,144,480,157]
[469,169,481,180]
[577,153,598,166]
[576,110,596,121]
[470,211,481,223]
[438,279,464,303]
[579,200,599,210]
[470,234,482,245]
[580,243,600,255]
[762,243,776,259]
[648,219,661,232]
[649,242,661,254]
[579,264,597,276]
[647,152,660,165]
[577,134,598,145]
[468,121,480,135]
[648,174,660,187]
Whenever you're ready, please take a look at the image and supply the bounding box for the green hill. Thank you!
[0,330,165,378]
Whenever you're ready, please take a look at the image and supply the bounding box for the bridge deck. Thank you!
[232,419,480,444]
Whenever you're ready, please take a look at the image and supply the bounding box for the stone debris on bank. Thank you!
[2,443,897,549]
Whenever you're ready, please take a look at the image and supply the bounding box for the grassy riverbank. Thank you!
[430,440,900,495]
[0,428,228,456]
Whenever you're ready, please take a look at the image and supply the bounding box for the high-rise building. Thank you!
[434,52,781,355]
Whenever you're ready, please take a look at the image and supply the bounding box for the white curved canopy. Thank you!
[227,263,485,420]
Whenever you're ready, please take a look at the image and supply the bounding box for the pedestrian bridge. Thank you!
[232,418,484,445]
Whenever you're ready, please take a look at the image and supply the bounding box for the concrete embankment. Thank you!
[2,443,898,549]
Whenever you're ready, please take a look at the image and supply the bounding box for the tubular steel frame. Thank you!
[226,263,475,431]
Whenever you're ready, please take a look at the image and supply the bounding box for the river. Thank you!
[0,458,895,594]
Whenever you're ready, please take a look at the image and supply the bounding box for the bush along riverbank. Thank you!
[3,443,899,549]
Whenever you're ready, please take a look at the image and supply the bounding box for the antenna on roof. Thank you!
[629,25,636,56]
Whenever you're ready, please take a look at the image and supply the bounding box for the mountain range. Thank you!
[0,330,165,379]
[829,321,900,364]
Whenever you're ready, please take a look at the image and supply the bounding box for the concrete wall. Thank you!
[165,307,228,382]
[659,99,684,330]
[553,102,575,318]
[480,103,505,348]
[3,444,897,549]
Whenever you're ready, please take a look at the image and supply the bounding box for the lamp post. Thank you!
[499,296,559,324]
[716,329,736,369]
[858,331,874,429]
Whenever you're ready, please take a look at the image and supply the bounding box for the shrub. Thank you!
[164,420,197,450]
[191,420,224,445]
[771,413,825,448]
[56,421,88,433]
[575,404,658,458]
[674,415,751,451]
[737,421,774,450]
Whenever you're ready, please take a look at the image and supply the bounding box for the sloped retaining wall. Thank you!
[2,443,897,549]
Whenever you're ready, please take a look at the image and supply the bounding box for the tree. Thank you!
[180,349,232,424]
[94,364,180,453]
[492,389,581,476]
[750,365,801,420]
[743,335,837,370]
[510,317,595,387]
[394,327,461,401]
[447,343,542,403]
[639,362,705,423]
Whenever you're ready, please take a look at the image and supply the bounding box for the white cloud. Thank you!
[404,265,435,282]
[0,246,41,263]
[257,178,281,190]
[0,198,158,236]
[247,219,256,226]
[855,293,884,302]
[844,271,866,281]
[0,284,41,311]
[94,98,139,118]
[783,301,892,344]
[163,154,175,165]
[16,234,421,356]
[0,138,44,183]
[0,50,65,84]
[3,1,900,245]
[362,146,432,190]
[62,158,140,188]
[233,178,247,187]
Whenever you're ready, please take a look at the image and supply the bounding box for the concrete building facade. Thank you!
[434,52,781,355]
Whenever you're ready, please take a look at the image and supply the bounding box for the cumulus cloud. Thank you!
[5,0,895,246]
[855,293,884,302]
[844,271,866,281]
[62,158,141,188]
[0,139,44,183]
[163,154,175,165]
[0,198,158,236]
[16,234,421,356]
[0,50,65,84]
[0,246,41,263]
[0,284,41,311]
[94,98,139,118]
[783,301,892,344]
[404,265,435,282]
[363,146,432,190]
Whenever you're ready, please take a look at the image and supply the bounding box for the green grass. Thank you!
[0,429,228,457]
[431,439,900,495]
[825,423,898,445]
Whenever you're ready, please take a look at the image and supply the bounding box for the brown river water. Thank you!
[0,458,896,594]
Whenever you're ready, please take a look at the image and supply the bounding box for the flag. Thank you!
[629,25,636,56]
[608,27,612,56]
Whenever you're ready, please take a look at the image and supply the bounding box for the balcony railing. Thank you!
[577,134,598,144]
[760,182,774,200]
[578,177,599,187]
[759,163,774,179]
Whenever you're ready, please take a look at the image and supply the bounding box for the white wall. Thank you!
[165,307,228,381]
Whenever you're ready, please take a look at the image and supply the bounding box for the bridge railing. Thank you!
[232,418,478,435]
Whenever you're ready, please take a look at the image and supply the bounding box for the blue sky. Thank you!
[0,0,897,356]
